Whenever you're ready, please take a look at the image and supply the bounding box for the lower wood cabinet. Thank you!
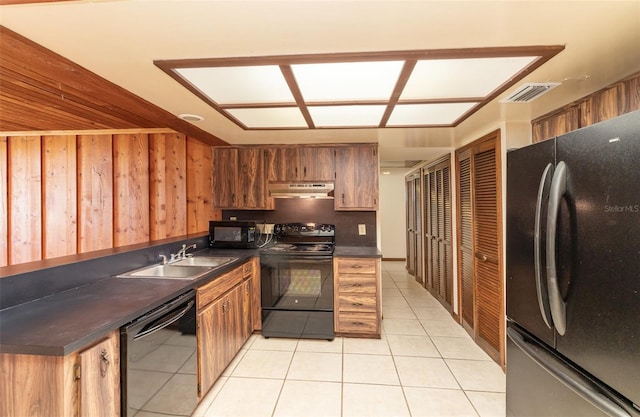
[333,257,381,338]
[0,330,120,417]
[196,259,255,399]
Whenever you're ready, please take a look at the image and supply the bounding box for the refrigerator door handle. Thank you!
[546,160,568,335]
[535,163,554,329]
[507,327,631,417]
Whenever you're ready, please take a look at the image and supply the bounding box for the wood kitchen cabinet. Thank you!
[265,147,300,182]
[214,144,378,210]
[333,257,381,338]
[0,330,120,417]
[299,147,335,181]
[246,257,261,332]
[265,146,335,182]
[334,144,379,210]
[213,147,267,209]
[196,259,255,399]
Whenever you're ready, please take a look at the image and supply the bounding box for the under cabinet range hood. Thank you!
[268,183,335,199]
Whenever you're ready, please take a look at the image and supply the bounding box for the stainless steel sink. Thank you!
[171,256,237,267]
[116,256,237,280]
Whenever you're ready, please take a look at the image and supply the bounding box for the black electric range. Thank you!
[260,223,335,340]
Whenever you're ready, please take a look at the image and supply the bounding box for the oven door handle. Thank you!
[133,300,194,340]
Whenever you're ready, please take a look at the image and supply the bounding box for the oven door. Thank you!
[260,254,334,339]
[260,254,333,311]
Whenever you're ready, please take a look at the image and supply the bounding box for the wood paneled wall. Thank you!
[0,131,220,267]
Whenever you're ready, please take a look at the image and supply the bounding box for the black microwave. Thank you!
[209,221,257,249]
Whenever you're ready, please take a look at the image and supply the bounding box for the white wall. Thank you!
[379,168,412,259]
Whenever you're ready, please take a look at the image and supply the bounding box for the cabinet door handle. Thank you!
[100,348,110,378]
[342,193,345,204]
[303,166,307,177]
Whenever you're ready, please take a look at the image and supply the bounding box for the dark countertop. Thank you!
[0,248,257,356]
[1,245,380,357]
[334,246,382,258]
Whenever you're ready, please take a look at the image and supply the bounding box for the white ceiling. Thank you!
[1,0,639,165]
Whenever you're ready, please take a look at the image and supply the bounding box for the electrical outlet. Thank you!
[358,224,366,235]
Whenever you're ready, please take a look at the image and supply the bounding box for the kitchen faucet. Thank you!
[169,243,197,262]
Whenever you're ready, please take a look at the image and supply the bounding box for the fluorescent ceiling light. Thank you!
[226,107,307,128]
[156,46,564,130]
[308,105,387,127]
[292,61,404,101]
[177,66,294,104]
[401,57,538,99]
[388,103,478,126]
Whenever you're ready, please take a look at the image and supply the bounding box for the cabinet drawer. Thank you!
[336,258,377,274]
[337,294,377,312]
[338,275,376,293]
[338,313,378,334]
[198,266,243,310]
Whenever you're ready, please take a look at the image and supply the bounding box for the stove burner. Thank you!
[263,223,335,255]
[268,244,297,252]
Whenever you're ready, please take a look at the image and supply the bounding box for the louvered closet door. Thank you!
[456,132,503,366]
[406,176,416,275]
[458,151,475,330]
[413,177,423,285]
[473,143,501,358]
[441,164,453,306]
[423,158,453,311]
[429,170,439,294]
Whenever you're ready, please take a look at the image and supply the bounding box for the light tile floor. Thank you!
[192,261,506,417]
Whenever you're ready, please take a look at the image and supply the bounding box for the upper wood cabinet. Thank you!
[299,147,335,181]
[213,147,266,209]
[532,72,640,143]
[214,144,378,211]
[265,146,335,182]
[334,144,379,211]
[265,147,300,182]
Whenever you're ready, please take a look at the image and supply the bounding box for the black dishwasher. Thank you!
[120,290,197,417]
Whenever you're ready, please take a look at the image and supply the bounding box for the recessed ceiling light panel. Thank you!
[226,107,307,128]
[387,102,478,126]
[292,61,404,101]
[156,46,565,129]
[401,57,537,99]
[308,105,387,127]
[177,66,294,104]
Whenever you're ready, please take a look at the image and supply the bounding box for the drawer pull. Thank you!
[353,283,362,287]
[352,303,363,307]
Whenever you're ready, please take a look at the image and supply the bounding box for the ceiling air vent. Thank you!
[501,82,561,103]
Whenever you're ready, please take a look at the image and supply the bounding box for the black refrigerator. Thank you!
[506,110,640,417]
